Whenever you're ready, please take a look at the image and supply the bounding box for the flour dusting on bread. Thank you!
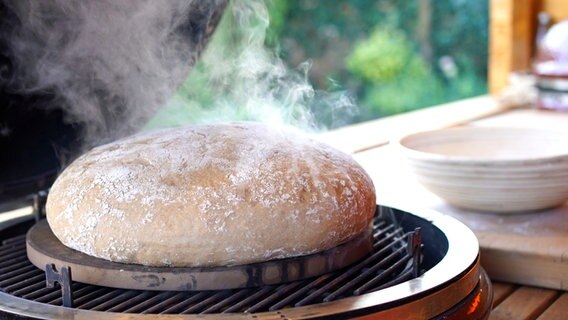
[46,121,376,267]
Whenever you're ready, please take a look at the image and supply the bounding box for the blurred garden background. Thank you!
[147,0,489,131]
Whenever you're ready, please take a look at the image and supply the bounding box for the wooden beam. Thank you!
[540,0,568,23]
[489,0,537,94]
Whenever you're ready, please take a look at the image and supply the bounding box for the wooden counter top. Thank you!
[491,282,567,320]
[322,95,568,319]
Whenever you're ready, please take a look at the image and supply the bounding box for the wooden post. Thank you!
[488,0,537,95]
[540,0,568,23]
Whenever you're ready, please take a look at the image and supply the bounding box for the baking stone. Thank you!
[26,220,373,291]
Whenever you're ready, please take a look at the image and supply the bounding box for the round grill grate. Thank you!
[0,207,425,315]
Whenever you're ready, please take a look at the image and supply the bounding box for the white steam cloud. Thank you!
[2,0,356,151]
[1,0,226,147]
[148,0,357,132]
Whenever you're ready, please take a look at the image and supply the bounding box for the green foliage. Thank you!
[147,0,490,130]
[265,0,289,48]
[360,70,486,118]
[341,19,487,118]
[270,0,489,121]
[346,27,428,83]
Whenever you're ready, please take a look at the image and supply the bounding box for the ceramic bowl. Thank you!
[395,127,568,213]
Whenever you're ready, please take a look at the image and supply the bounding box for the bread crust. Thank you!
[46,122,376,267]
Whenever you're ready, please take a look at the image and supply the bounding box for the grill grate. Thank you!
[0,214,423,315]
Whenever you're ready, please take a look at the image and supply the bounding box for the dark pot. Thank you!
[0,0,228,201]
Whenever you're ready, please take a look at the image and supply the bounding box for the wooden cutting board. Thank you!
[354,144,568,290]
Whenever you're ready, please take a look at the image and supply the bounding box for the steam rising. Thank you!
[148,0,357,132]
[1,0,226,146]
[2,0,355,150]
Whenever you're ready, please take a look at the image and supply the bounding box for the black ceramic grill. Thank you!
[0,212,422,315]
[0,203,492,319]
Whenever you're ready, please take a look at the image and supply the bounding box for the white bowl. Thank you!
[395,127,568,213]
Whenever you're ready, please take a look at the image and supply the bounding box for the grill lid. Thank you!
[0,0,228,201]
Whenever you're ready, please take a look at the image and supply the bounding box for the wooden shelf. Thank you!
[316,95,513,154]
[489,0,568,94]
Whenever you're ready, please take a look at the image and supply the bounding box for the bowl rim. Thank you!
[394,126,568,165]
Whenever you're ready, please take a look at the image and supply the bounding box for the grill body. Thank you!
[0,205,491,319]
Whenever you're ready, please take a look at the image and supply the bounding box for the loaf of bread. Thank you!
[46,122,376,267]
